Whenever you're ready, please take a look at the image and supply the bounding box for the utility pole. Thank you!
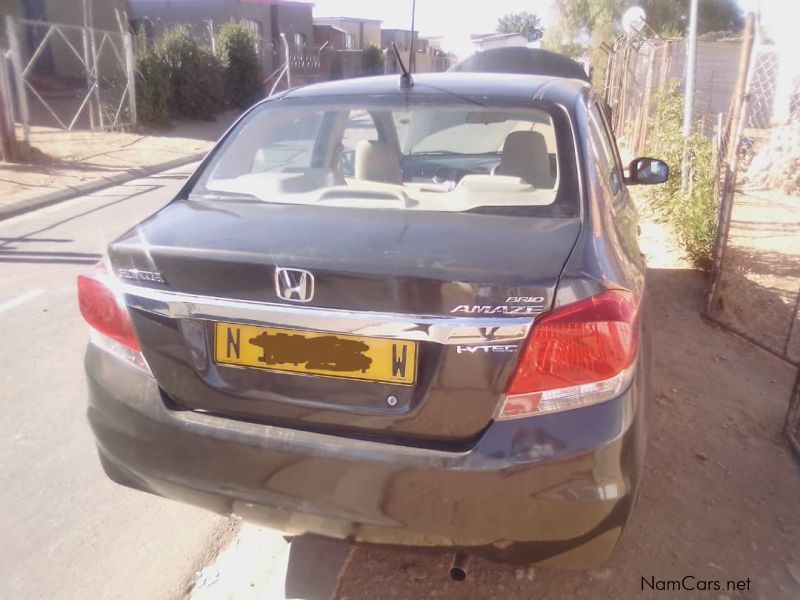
[681,0,699,192]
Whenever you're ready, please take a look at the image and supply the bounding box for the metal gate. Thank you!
[5,15,136,142]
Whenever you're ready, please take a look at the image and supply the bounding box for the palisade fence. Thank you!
[4,16,136,140]
[604,21,800,459]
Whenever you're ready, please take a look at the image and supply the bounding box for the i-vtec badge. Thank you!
[457,344,518,354]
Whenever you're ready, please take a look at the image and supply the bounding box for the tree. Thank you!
[541,0,743,86]
[639,0,743,37]
[157,26,224,120]
[135,32,171,126]
[497,12,544,42]
[361,45,384,76]
[541,0,624,85]
[216,21,264,109]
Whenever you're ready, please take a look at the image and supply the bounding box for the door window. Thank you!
[588,103,622,197]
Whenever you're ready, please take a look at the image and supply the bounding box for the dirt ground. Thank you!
[332,207,800,599]
[0,114,237,206]
[711,189,800,362]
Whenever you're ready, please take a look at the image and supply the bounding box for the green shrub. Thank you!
[646,83,717,270]
[361,45,384,76]
[157,26,223,120]
[134,34,171,126]
[216,21,263,108]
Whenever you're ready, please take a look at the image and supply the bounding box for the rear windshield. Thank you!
[190,97,579,217]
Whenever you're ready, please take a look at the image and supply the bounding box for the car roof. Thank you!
[449,48,592,83]
[278,72,591,106]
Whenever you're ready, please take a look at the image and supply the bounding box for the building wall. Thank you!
[313,25,346,50]
[274,1,313,54]
[666,41,742,125]
[0,0,23,48]
[313,18,380,50]
[381,29,414,51]
[361,20,380,49]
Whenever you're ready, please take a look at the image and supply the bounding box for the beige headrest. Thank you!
[498,131,553,188]
[354,140,403,185]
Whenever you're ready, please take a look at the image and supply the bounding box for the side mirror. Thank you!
[626,157,669,185]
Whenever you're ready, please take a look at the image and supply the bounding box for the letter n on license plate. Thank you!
[213,322,417,385]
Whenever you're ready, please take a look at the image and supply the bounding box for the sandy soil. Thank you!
[711,189,800,362]
[0,114,238,206]
[332,205,800,599]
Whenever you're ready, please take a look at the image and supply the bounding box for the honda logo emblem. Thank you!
[274,268,314,303]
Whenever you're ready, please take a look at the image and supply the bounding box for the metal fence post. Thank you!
[635,43,657,155]
[6,16,29,143]
[123,32,137,125]
[80,19,97,128]
[89,32,104,128]
[207,20,216,56]
[0,56,17,161]
[281,33,292,88]
[1,51,16,125]
[681,0,699,192]
[706,14,756,316]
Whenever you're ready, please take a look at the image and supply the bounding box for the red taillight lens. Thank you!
[500,290,639,419]
[77,262,141,352]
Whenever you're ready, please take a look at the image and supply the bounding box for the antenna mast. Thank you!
[395,0,416,88]
[409,0,416,74]
[392,43,412,88]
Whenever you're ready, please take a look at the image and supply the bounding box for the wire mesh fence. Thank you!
[707,41,800,367]
[603,31,745,154]
[711,39,800,455]
[605,22,800,458]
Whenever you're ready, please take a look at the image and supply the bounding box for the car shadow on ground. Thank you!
[283,535,353,600]
[325,267,800,600]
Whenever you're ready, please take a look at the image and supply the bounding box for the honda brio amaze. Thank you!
[79,72,668,568]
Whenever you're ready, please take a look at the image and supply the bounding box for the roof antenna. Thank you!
[408,0,416,74]
[395,0,416,88]
[392,43,412,88]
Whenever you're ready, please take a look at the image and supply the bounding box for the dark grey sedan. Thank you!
[78,72,667,571]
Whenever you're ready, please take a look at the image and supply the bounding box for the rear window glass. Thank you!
[191,97,579,217]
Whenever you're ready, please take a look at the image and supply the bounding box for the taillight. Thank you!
[499,290,639,419]
[78,262,141,352]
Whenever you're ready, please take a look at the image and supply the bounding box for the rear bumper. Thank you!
[85,343,647,568]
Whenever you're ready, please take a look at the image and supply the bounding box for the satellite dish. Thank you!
[622,6,646,34]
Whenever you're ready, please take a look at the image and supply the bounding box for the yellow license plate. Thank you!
[214,322,417,385]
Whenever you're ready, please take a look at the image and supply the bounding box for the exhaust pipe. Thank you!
[449,553,470,581]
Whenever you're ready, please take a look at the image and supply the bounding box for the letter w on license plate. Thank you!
[214,322,417,385]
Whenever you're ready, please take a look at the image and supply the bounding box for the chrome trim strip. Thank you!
[123,285,533,345]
